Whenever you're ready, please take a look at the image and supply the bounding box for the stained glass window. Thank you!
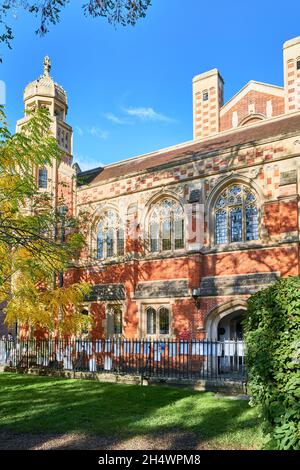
[216,210,227,244]
[215,184,259,244]
[230,207,243,242]
[106,228,114,257]
[246,206,259,241]
[149,199,184,252]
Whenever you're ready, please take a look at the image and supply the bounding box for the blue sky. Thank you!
[0,0,300,170]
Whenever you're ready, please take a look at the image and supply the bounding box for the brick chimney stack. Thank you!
[192,68,224,140]
[283,36,300,113]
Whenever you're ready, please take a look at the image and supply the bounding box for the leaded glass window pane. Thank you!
[117,228,124,256]
[246,206,259,241]
[174,219,184,249]
[149,199,184,252]
[150,222,159,252]
[246,193,255,203]
[97,227,104,259]
[38,168,48,189]
[216,210,227,244]
[216,196,226,208]
[230,208,243,242]
[113,307,122,335]
[229,185,241,196]
[96,210,124,259]
[147,308,156,335]
[215,184,259,245]
[162,220,172,251]
[106,228,114,258]
[159,308,170,335]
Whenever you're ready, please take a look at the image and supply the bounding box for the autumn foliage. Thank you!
[0,106,90,336]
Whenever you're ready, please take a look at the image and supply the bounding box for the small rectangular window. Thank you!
[38,168,48,189]
[159,308,170,335]
[107,305,123,336]
[147,308,156,335]
[113,308,122,335]
[203,91,209,101]
[297,60,300,70]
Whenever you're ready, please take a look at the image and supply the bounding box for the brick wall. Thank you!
[220,91,284,131]
[73,125,300,338]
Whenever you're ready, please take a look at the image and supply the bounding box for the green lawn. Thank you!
[0,373,263,449]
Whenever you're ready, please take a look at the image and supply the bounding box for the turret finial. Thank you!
[43,56,51,77]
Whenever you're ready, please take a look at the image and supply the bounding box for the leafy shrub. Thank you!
[244,276,300,450]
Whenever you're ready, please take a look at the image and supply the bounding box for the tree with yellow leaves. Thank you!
[0,105,91,337]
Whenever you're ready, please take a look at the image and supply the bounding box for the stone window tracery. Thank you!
[215,184,259,244]
[148,199,184,253]
[96,210,124,259]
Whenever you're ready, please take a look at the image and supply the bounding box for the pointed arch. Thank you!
[140,189,187,254]
[90,203,124,260]
[239,113,266,127]
[205,300,248,340]
[206,174,263,247]
[145,195,185,253]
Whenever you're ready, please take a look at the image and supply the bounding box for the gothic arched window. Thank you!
[215,184,259,245]
[96,210,124,259]
[149,199,184,253]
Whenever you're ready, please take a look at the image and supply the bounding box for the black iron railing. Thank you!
[0,338,246,381]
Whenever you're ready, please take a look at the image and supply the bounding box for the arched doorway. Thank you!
[205,300,248,341]
[205,300,247,377]
[217,309,246,341]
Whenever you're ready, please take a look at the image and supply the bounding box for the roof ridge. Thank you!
[77,112,300,189]
[99,110,300,171]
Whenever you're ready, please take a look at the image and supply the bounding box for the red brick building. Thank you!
[9,37,300,341]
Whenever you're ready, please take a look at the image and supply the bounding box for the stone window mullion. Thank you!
[114,228,117,257]
[242,190,245,242]
[171,213,174,251]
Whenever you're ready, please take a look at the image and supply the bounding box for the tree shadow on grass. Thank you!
[0,373,262,450]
